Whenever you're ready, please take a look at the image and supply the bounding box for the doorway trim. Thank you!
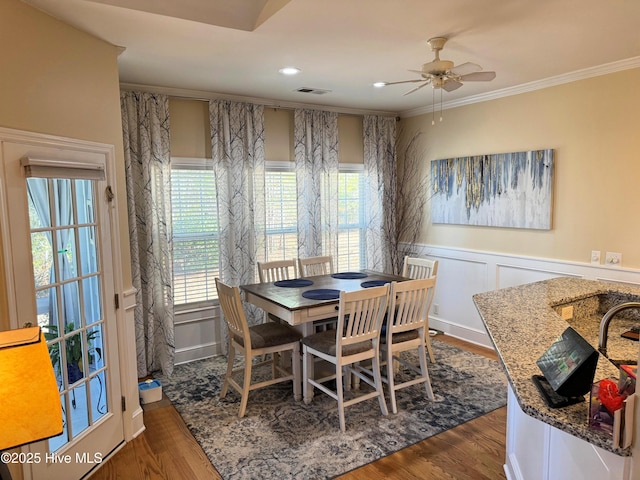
[0,126,144,477]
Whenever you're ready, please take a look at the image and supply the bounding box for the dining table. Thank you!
[240,269,408,401]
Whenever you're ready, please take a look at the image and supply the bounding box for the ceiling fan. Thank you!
[381,37,496,95]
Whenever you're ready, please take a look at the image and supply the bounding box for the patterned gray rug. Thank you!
[156,339,507,480]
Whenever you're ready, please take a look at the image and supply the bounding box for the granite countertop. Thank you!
[473,277,640,456]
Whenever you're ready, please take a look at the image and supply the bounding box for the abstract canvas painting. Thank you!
[430,149,554,229]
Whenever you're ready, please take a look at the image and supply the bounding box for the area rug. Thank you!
[155,339,507,480]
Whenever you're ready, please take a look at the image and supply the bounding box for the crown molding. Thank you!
[400,56,640,118]
[119,83,397,117]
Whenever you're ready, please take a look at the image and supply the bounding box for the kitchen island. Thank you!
[473,277,640,480]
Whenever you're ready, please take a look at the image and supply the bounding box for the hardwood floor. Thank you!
[89,336,506,480]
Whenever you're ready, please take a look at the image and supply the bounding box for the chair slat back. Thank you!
[298,255,334,277]
[387,278,436,335]
[402,256,438,279]
[337,284,389,348]
[215,278,250,341]
[257,259,297,282]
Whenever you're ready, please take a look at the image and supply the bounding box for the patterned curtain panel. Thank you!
[121,91,175,377]
[294,109,339,260]
[363,115,398,273]
[209,100,265,327]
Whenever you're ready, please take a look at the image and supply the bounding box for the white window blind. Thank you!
[337,165,365,271]
[21,157,106,181]
[265,163,298,262]
[170,160,218,305]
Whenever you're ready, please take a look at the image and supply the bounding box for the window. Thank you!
[171,158,219,305]
[265,162,298,262]
[337,165,365,271]
[170,159,367,306]
[264,162,366,271]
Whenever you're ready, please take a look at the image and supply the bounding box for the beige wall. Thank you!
[0,0,131,319]
[169,98,212,158]
[400,68,640,268]
[169,101,364,163]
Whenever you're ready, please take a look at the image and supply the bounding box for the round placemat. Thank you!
[301,289,341,300]
[273,279,314,288]
[331,272,368,279]
[360,280,390,288]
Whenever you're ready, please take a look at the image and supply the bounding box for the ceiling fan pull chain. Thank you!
[432,88,436,125]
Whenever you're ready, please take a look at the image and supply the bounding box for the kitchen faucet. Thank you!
[598,301,640,357]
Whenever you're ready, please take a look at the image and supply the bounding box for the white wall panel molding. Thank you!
[409,244,640,349]
[174,304,222,364]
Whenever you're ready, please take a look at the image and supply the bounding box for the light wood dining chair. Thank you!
[380,277,437,414]
[257,259,297,283]
[402,255,438,279]
[401,255,439,363]
[215,278,302,418]
[298,255,334,277]
[301,284,390,432]
[257,259,298,326]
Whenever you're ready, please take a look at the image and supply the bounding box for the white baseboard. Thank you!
[175,342,221,365]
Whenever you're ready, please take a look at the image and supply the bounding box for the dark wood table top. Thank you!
[240,270,406,312]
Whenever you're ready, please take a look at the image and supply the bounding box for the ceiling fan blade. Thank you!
[442,80,463,92]
[460,71,496,81]
[450,62,482,76]
[383,79,425,86]
[403,81,431,96]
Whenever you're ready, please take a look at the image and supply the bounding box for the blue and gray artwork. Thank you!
[430,149,554,229]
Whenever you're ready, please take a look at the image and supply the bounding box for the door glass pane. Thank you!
[79,226,98,275]
[32,231,53,289]
[83,276,102,325]
[57,228,78,281]
[90,371,108,423]
[61,280,81,331]
[53,179,74,226]
[87,324,104,371]
[26,176,109,453]
[75,180,95,224]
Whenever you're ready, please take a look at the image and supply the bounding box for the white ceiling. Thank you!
[23,0,640,116]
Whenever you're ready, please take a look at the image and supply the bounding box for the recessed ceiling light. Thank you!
[279,67,301,75]
[373,82,387,88]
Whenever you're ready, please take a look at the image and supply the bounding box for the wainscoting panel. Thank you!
[412,244,640,349]
[174,305,222,364]
[173,247,640,361]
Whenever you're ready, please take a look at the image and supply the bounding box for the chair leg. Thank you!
[220,338,235,399]
[292,342,301,401]
[272,351,279,379]
[385,347,398,414]
[238,355,252,418]
[372,351,388,416]
[336,362,346,432]
[425,334,436,363]
[302,346,312,404]
[418,343,435,400]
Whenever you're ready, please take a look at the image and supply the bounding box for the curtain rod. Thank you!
[120,83,397,118]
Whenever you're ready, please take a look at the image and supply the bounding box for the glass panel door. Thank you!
[28,177,109,452]
[1,138,124,480]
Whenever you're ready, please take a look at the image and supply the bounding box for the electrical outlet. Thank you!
[433,304,439,315]
[605,252,622,266]
[590,250,601,264]
[561,306,574,320]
